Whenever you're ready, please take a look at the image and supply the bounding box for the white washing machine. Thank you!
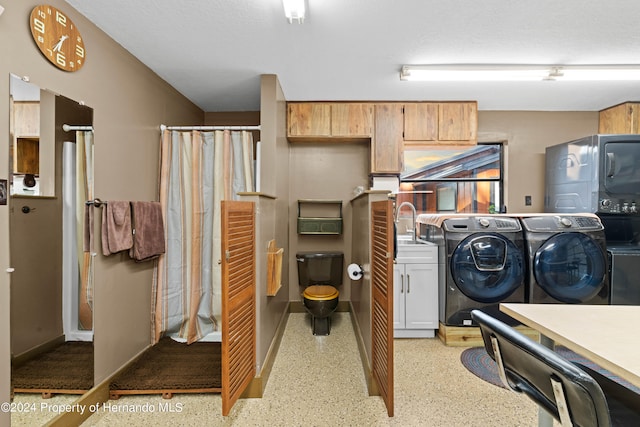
[519,215,609,304]
[420,215,526,326]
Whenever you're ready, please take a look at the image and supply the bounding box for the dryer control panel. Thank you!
[521,215,604,232]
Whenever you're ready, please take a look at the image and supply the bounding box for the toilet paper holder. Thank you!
[347,263,364,280]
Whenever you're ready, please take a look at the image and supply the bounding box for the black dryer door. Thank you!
[451,233,525,303]
[533,232,606,303]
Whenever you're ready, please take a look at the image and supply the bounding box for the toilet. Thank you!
[296,251,343,336]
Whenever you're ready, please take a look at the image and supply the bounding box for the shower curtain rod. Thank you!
[160,124,260,131]
[63,124,94,132]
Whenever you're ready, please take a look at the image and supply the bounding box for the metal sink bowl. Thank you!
[395,239,437,263]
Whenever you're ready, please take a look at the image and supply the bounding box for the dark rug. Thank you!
[12,341,94,391]
[461,346,640,394]
[110,338,221,391]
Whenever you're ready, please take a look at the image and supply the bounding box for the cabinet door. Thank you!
[393,264,405,329]
[404,263,438,329]
[13,102,40,137]
[403,103,438,141]
[372,103,403,173]
[438,102,478,142]
[287,103,331,137]
[331,103,373,137]
[15,137,40,174]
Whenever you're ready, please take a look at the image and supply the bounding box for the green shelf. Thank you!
[297,199,343,235]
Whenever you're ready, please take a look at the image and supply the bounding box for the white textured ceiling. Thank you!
[65,0,640,112]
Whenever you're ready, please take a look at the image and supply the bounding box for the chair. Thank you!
[471,309,640,427]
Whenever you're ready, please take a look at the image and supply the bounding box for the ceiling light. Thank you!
[400,65,640,82]
[283,0,305,24]
[556,66,640,81]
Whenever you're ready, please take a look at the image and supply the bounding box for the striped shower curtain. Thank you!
[153,129,254,344]
[77,130,94,330]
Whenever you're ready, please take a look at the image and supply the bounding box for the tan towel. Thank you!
[101,201,133,256]
[129,201,165,262]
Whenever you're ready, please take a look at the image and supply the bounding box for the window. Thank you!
[398,143,504,214]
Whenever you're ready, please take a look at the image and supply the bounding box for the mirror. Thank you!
[9,73,94,424]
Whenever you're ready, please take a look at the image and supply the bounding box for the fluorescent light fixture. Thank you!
[556,66,640,81]
[400,65,640,82]
[283,0,305,23]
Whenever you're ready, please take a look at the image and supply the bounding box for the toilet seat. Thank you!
[303,285,339,301]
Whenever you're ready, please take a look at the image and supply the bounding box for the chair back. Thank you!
[471,309,611,427]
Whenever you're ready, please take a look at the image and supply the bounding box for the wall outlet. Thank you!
[525,195,532,206]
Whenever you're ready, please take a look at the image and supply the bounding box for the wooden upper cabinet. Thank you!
[403,103,438,141]
[287,102,373,141]
[372,103,403,174]
[403,101,478,145]
[599,103,640,134]
[439,102,478,142]
[12,101,40,174]
[13,101,40,137]
[331,103,373,137]
[288,103,331,138]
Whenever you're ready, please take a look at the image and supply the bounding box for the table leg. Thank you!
[538,334,555,427]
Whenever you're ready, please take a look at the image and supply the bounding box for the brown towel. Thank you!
[101,201,133,256]
[129,201,165,262]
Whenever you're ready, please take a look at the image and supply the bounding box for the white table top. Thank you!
[500,303,640,389]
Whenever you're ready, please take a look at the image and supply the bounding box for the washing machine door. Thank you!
[451,233,525,303]
[533,232,606,303]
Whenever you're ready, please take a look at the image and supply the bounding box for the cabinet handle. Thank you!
[407,274,410,293]
[400,274,404,293]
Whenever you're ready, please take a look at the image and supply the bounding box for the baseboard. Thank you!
[348,302,379,396]
[241,302,290,398]
[45,372,110,426]
[12,335,65,367]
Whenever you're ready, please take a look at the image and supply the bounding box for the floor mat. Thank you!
[460,346,640,394]
[109,338,221,391]
[12,341,94,392]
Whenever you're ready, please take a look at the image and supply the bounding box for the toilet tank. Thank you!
[296,251,344,286]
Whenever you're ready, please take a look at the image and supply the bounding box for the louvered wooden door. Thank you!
[371,199,394,417]
[221,201,256,416]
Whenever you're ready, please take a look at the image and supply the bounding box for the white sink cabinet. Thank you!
[393,241,438,338]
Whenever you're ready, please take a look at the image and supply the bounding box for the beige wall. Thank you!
[287,142,370,303]
[255,75,290,382]
[1,1,203,423]
[478,111,598,213]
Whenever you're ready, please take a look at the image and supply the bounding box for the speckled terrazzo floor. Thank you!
[15,312,543,426]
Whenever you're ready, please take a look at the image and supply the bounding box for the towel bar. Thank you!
[86,198,106,207]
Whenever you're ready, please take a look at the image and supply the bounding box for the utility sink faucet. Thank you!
[395,201,417,242]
